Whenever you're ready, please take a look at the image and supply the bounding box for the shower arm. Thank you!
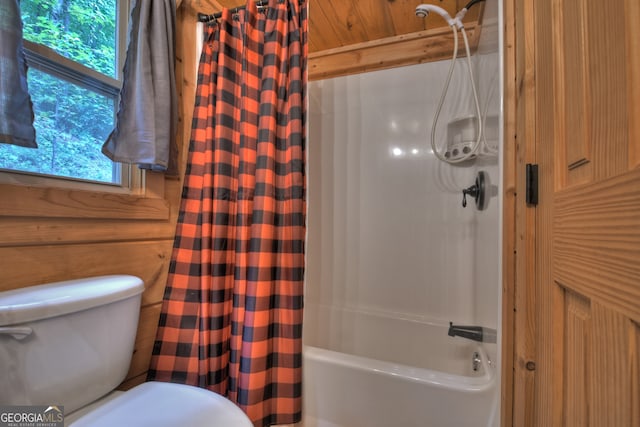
[464,0,486,11]
[456,0,487,23]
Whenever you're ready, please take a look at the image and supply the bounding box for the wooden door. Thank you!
[521,0,640,425]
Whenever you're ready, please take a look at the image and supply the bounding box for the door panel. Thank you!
[529,0,640,424]
[554,0,628,189]
[563,291,590,427]
[554,169,640,321]
[634,323,640,426]
[588,302,633,425]
[558,0,591,182]
[628,0,640,169]
[561,294,639,425]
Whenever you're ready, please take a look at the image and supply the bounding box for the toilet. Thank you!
[0,275,253,426]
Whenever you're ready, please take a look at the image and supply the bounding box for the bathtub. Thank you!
[301,304,498,427]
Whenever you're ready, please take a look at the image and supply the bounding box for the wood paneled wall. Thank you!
[183,0,484,81]
[308,21,482,80]
[0,178,179,389]
[0,6,198,390]
[188,0,481,53]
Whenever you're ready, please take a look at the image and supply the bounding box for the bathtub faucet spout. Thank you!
[448,322,497,343]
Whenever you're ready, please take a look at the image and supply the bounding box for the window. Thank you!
[0,0,130,187]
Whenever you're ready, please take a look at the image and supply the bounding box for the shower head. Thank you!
[415,4,455,26]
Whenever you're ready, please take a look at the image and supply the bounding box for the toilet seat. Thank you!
[69,382,253,427]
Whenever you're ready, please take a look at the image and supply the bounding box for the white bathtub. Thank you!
[301,304,498,427]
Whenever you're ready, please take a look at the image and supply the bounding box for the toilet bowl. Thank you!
[0,275,252,427]
[69,382,252,426]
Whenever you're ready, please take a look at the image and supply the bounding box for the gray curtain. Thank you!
[102,0,177,171]
[0,0,37,148]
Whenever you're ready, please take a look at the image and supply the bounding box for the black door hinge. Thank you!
[526,164,538,206]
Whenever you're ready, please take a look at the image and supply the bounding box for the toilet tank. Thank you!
[0,275,145,413]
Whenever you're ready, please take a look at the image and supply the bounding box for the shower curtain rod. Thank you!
[197,0,303,23]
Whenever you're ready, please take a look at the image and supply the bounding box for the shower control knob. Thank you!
[462,186,477,208]
[462,171,487,210]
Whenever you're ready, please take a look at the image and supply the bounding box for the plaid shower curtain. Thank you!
[148,1,307,425]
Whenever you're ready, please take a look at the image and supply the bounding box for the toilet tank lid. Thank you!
[0,275,145,326]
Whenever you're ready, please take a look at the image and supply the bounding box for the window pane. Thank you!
[20,0,117,78]
[0,69,120,184]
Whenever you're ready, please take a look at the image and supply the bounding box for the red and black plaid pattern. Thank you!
[148,1,307,425]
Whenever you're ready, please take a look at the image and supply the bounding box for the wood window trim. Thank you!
[0,172,169,221]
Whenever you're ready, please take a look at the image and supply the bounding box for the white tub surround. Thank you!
[302,345,497,427]
[304,1,502,425]
[302,305,497,427]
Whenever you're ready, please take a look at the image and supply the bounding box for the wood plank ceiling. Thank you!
[189,0,481,53]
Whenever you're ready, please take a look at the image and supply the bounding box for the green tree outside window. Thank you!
[0,0,122,184]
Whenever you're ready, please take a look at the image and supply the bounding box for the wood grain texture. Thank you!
[562,296,638,426]
[590,302,633,426]
[145,171,166,200]
[511,0,537,425]
[386,0,432,37]
[534,0,564,424]
[563,291,590,427]
[0,218,175,247]
[183,0,481,54]
[306,0,334,52]
[516,0,640,424]
[124,303,163,381]
[560,0,592,185]
[551,0,593,190]
[0,240,172,293]
[634,322,640,426]
[554,169,640,322]
[0,184,170,220]
[309,0,482,53]
[627,0,640,169]
[501,0,518,424]
[176,6,199,195]
[308,23,480,81]
[320,0,369,48]
[179,0,484,80]
[586,1,628,182]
